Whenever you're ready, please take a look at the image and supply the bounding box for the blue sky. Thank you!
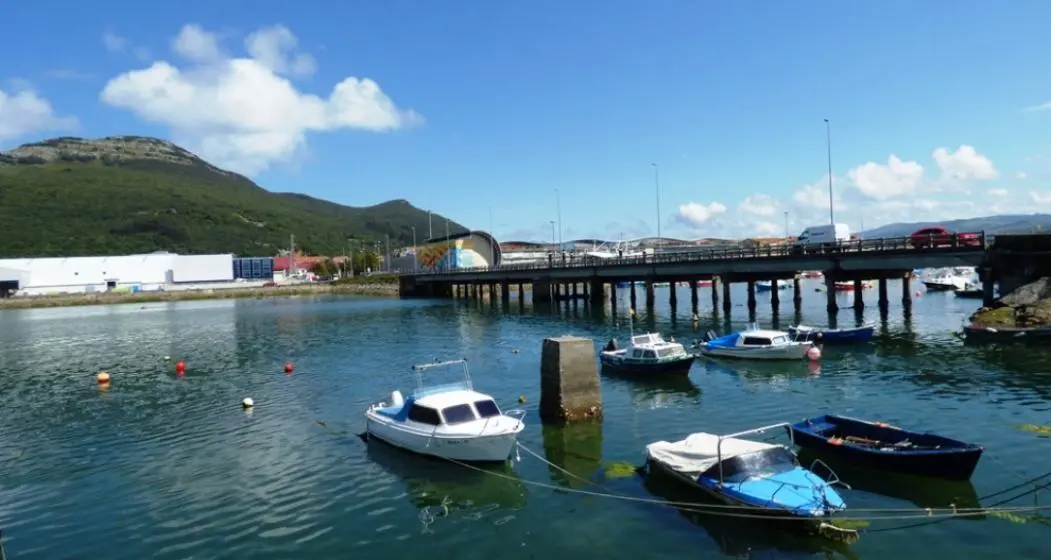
[2,1,1051,243]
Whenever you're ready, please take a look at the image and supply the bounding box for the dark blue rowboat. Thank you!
[787,414,983,480]
[788,324,875,344]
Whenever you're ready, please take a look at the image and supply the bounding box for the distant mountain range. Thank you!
[0,136,468,257]
[860,214,1051,239]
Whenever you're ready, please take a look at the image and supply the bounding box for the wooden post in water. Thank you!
[540,336,603,423]
[746,281,757,314]
[793,277,802,311]
[669,282,678,308]
[711,277,720,309]
[645,280,655,308]
[690,280,699,315]
[721,279,731,315]
[825,276,839,313]
[630,282,638,309]
[770,279,780,309]
[878,278,889,310]
[853,280,864,310]
[901,273,913,315]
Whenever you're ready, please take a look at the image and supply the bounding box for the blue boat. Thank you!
[789,324,875,344]
[645,423,857,539]
[788,414,984,481]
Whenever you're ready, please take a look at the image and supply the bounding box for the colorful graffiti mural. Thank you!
[415,236,493,273]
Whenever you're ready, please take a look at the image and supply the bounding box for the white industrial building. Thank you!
[0,252,238,297]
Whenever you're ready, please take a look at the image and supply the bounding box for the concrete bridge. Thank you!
[399,233,1048,316]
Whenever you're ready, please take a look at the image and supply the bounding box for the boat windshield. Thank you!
[441,404,478,425]
[770,335,788,345]
[705,447,799,482]
[474,399,501,418]
[656,347,681,358]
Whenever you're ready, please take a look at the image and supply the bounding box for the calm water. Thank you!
[1,280,1049,559]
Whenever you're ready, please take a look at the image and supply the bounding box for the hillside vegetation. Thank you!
[0,136,467,257]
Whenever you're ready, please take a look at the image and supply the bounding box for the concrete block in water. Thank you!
[539,336,602,423]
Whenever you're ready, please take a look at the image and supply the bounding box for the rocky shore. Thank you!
[969,277,1051,328]
[0,281,398,311]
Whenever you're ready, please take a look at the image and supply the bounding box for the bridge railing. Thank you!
[407,232,986,277]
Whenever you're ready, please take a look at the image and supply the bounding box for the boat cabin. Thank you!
[736,330,792,347]
[375,388,503,427]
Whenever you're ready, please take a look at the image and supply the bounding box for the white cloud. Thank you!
[1017,171,1028,180]
[1023,101,1051,112]
[674,201,726,229]
[245,25,317,78]
[100,23,422,176]
[932,145,997,181]
[1030,191,1051,205]
[753,222,781,235]
[738,194,777,216]
[847,155,925,200]
[102,31,151,61]
[988,188,1009,197]
[172,24,223,62]
[0,87,78,141]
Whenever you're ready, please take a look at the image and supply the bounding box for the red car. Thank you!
[909,226,982,248]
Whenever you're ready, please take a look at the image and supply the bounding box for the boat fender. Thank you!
[390,390,404,408]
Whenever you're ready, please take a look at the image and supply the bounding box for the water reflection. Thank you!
[638,466,856,559]
[600,369,702,408]
[364,437,528,513]
[540,421,603,489]
[796,450,983,515]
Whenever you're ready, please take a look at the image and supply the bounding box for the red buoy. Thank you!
[175,360,186,375]
[284,363,294,374]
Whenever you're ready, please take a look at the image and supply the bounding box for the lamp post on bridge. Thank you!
[554,189,562,251]
[411,226,417,273]
[824,118,835,225]
[651,162,661,251]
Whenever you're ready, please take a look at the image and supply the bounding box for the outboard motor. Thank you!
[603,338,618,352]
[389,390,404,408]
[702,330,717,343]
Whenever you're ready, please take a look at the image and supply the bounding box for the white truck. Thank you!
[792,223,851,253]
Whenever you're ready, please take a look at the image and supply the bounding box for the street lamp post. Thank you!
[651,163,661,250]
[555,189,562,250]
[549,220,556,246]
[428,210,433,239]
[824,118,834,225]
[445,219,451,271]
[783,211,789,239]
[411,226,417,273]
[488,205,494,268]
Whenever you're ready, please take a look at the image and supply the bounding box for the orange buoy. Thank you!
[284,363,294,374]
[96,371,111,384]
[175,360,186,375]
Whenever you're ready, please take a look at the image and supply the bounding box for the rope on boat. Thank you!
[419,441,1051,524]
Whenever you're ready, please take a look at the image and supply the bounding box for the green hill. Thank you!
[0,136,468,257]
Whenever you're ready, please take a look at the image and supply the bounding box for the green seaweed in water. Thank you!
[602,461,640,480]
[1018,424,1051,436]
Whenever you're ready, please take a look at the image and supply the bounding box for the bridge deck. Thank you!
[405,236,988,283]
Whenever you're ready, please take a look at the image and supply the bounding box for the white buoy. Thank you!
[807,346,822,361]
[242,397,254,409]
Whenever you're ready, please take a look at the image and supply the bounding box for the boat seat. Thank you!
[806,420,838,434]
[375,406,402,418]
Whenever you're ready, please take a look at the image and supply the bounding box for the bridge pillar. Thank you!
[746,281,757,313]
[793,278,802,310]
[629,282,637,310]
[518,282,525,301]
[645,281,655,307]
[534,279,552,303]
[770,279,780,310]
[901,274,913,314]
[825,277,839,313]
[690,280,699,314]
[610,282,618,308]
[712,277,720,309]
[589,279,604,306]
[582,281,589,300]
[501,282,510,306]
[853,280,864,310]
[878,278,889,311]
[572,283,579,298]
[721,278,731,314]
[669,281,678,308]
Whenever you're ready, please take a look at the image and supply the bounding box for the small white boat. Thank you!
[600,332,695,376]
[923,269,970,292]
[365,359,526,463]
[695,326,813,360]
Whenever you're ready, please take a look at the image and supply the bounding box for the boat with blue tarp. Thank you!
[787,414,983,480]
[695,327,813,360]
[788,324,875,344]
[644,423,857,540]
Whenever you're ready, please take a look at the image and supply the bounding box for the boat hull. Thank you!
[365,414,519,463]
[645,459,836,524]
[599,353,694,375]
[923,281,957,292]
[698,344,811,361]
[954,289,983,299]
[789,415,983,480]
[789,325,874,344]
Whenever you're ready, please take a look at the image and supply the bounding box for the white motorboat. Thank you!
[365,359,526,463]
[922,268,971,292]
[600,332,695,375]
[694,326,814,360]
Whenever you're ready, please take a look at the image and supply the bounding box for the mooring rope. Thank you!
[411,440,1050,524]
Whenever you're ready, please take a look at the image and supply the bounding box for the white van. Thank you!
[793,223,851,253]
